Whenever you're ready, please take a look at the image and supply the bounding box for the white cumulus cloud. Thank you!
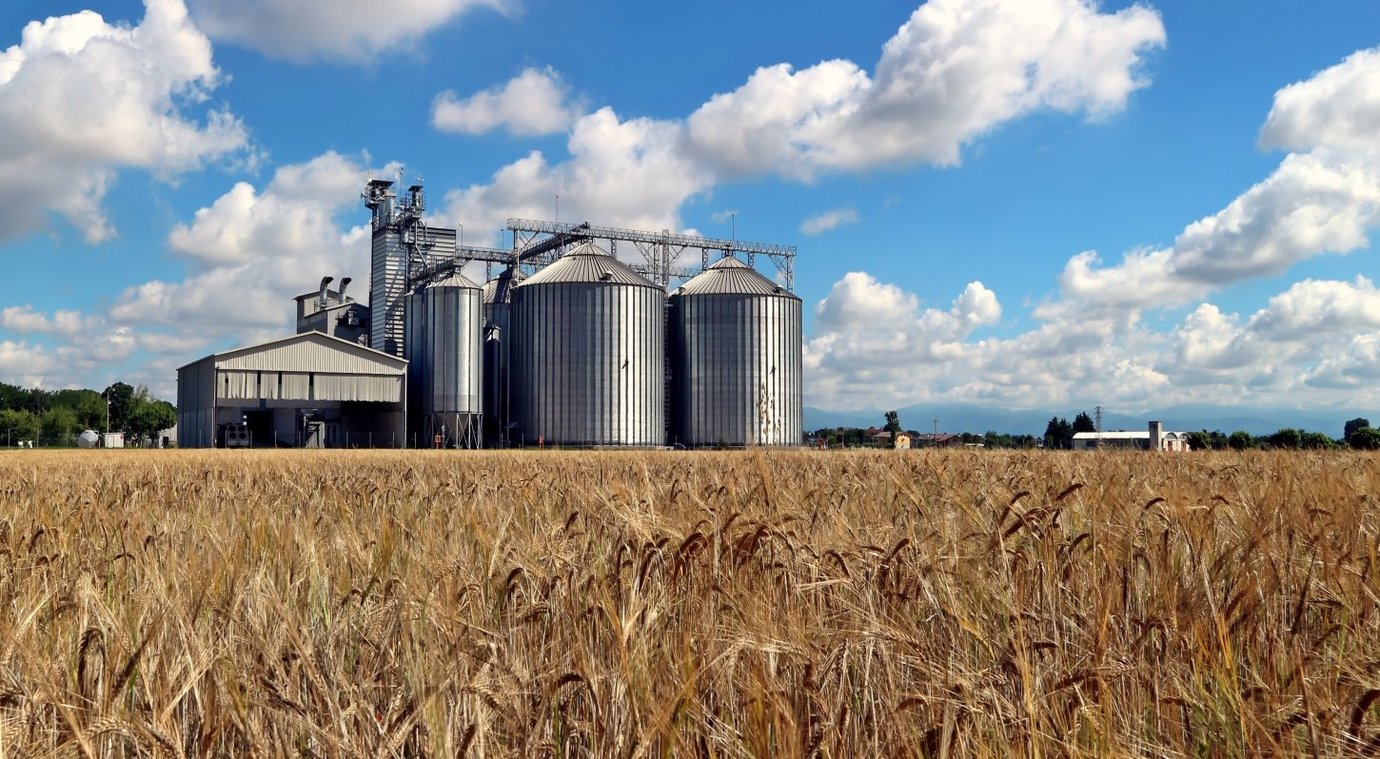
[187,0,513,61]
[685,0,1165,178]
[0,0,247,244]
[801,208,859,235]
[803,270,1380,412]
[433,67,578,136]
[113,151,376,332]
[1260,48,1380,154]
[442,0,1163,235]
[1054,45,1380,314]
[0,306,101,336]
[441,108,715,243]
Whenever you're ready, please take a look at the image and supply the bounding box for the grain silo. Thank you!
[404,272,483,447]
[481,266,522,446]
[668,256,802,447]
[510,241,664,446]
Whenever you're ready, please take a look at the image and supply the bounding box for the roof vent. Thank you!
[600,270,614,281]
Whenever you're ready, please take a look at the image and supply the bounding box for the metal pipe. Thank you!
[339,276,351,302]
[318,276,334,311]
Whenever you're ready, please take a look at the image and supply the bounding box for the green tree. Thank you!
[40,407,78,446]
[51,389,107,430]
[1300,431,1333,450]
[1345,417,1371,445]
[1043,417,1074,450]
[102,382,135,434]
[1349,427,1380,450]
[127,398,177,446]
[883,410,902,436]
[1228,430,1253,450]
[0,409,40,446]
[0,382,22,411]
[1185,431,1210,451]
[1266,428,1303,449]
[1072,412,1096,434]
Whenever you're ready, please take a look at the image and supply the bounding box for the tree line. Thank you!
[0,381,176,447]
[812,409,1380,451]
[1042,412,1380,450]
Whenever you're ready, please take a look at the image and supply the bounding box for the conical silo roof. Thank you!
[429,271,481,289]
[519,241,658,288]
[673,255,799,299]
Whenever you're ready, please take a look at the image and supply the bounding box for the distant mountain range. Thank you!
[803,403,1371,438]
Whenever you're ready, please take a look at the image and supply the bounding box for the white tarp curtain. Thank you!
[280,372,311,400]
[218,370,398,402]
[314,374,400,403]
[260,371,281,399]
[218,370,257,400]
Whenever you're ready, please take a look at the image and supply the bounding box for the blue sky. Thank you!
[1,0,1378,418]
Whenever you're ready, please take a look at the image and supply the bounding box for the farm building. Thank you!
[176,332,407,448]
[1072,420,1190,451]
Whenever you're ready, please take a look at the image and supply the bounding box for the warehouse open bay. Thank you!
[1,449,1377,756]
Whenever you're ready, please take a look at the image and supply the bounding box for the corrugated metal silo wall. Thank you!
[406,285,482,446]
[669,293,802,447]
[420,284,483,418]
[512,282,665,446]
[482,297,510,445]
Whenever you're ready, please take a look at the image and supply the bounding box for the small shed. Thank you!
[177,332,407,448]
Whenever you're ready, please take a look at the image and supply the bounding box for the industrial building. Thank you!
[1072,421,1189,451]
[295,276,370,344]
[176,331,407,448]
[177,176,803,448]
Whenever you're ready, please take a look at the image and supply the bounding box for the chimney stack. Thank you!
[339,276,352,302]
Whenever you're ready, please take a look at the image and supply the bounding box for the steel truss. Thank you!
[406,218,797,291]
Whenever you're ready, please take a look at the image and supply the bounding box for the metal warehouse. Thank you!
[177,332,407,448]
[176,174,804,449]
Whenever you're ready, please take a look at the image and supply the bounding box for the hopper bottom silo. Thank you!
[404,274,484,449]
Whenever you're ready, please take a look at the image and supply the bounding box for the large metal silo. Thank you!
[481,267,522,446]
[511,241,665,446]
[669,256,802,447]
[404,272,484,448]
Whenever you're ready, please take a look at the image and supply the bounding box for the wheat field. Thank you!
[0,449,1376,757]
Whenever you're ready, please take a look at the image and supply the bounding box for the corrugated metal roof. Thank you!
[672,256,799,299]
[518,241,658,288]
[429,271,481,290]
[482,267,524,304]
[179,331,406,374]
